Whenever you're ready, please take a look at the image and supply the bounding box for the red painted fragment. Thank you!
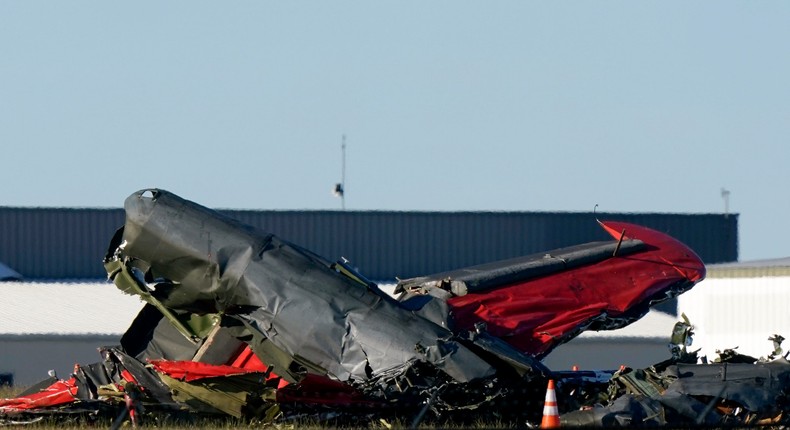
[0,378,79,412]
[149,360,268,382]
[448,221,705,358]
[276,374,381,407]
[228,345,289,388]
[229,345,268,371]
[120,369,138,385]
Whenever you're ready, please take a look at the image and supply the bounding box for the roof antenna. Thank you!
[720,188,730,219]
[594,203,602,225]
[333,135,346,210]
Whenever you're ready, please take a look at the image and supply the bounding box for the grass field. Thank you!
[1,385,517,429]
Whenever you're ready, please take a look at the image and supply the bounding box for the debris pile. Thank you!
[558,332,790,427]
[2,188,786,427]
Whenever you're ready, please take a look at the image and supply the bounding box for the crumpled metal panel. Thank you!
[666,359,790,412]
[563,358,790,427]
[397,239,646,295]
[111,189,495,384]
[561,393,668,427]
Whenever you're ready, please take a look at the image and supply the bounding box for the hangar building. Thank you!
[0,206,739,385]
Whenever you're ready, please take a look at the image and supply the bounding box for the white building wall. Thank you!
[677,276,790,360]
[0,281,143,388]
[543,338,669,371]
[0,335,120,386]
[543,310,679,370]
[0,282,702,387]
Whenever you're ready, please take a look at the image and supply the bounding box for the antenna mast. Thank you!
[333,135,346,210]
[721,188,730,218]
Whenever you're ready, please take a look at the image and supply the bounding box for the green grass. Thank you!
[0,415,516,430]
[2,384,521,429]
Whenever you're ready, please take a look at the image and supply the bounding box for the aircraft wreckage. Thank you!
[2,189,789,427]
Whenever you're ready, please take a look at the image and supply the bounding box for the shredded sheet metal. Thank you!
[112,189,495,384]
[4,188,735,427]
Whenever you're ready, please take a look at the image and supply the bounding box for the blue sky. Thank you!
[1,2,788,261]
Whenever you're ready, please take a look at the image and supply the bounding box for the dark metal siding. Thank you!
[0,207,738,280]
[0,208,125,279]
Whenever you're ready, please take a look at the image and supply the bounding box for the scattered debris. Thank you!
[2,188,783,427]
[558,318,790,427]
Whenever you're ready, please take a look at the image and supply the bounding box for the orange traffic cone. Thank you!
[540,379,560,428]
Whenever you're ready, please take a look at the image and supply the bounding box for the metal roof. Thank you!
[0,281,144,335]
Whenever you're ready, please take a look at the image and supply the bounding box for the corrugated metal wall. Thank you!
[0,208,125,279]
[0,207,738,280]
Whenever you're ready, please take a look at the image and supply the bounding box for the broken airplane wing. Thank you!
[2,189,715,426]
